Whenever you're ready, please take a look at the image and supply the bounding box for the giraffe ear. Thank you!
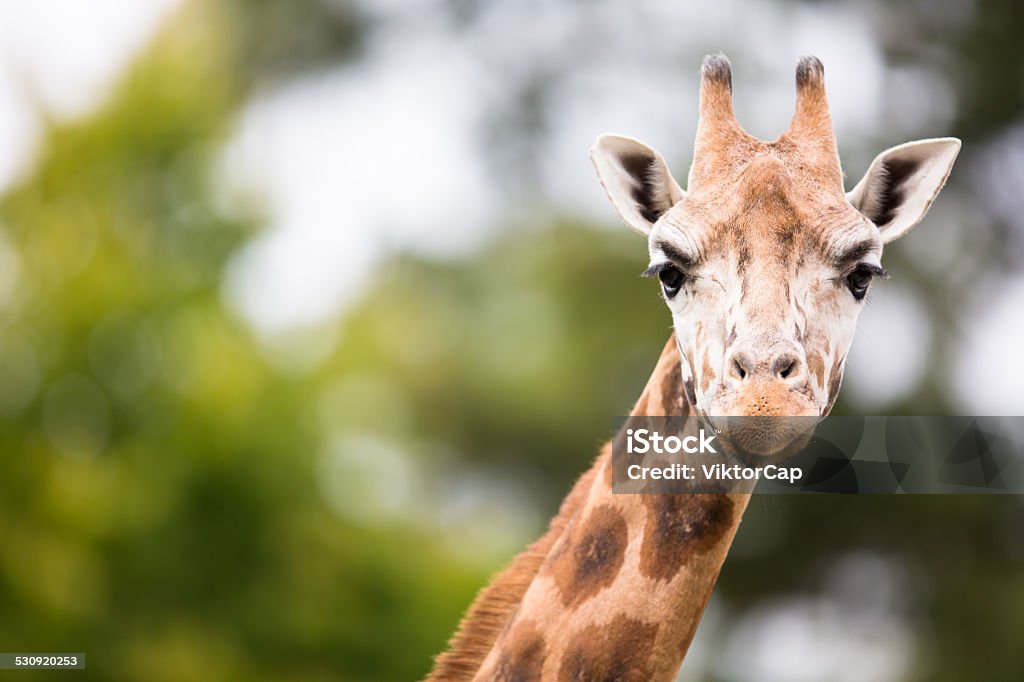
[590,134,686,236]
[847,138,961,244]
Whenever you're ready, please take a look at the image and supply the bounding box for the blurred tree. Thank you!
[0,3,482,681]
[224,0,369,85]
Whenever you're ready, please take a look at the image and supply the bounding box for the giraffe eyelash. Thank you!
[642,258,698,279]
[834,263,889,279]
[829,263,889,289]
[641,262,676,278]
[861,263,889,279]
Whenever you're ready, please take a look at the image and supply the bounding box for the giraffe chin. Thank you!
[706,382,820,462]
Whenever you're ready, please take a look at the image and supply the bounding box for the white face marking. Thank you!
[647,205,882,418]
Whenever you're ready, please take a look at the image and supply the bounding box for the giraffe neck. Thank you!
[426,337,750,682]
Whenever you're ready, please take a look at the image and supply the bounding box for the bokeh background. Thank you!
[1,1,1023,680]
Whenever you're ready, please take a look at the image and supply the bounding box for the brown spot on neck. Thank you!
[547,505,629,609]
[639,494,736,582]
[557,614,659,682]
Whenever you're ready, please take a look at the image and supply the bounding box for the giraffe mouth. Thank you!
[708,415,819,463]
[700,381,822,460]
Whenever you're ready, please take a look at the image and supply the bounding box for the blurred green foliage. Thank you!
[1,1,1023,681]
[0,6,479,681]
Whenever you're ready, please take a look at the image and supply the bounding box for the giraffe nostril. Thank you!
[729,352,754,382]
[773,354,801,381]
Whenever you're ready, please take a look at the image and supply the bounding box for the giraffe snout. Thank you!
[725,345,806,390]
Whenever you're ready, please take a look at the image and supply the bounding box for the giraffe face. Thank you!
[646,164,880,418]
[592,55,960,418]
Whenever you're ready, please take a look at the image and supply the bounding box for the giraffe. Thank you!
[426,54,959,681]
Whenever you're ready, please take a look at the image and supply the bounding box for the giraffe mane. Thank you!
[424,455,600,681]
[426,339,684,680]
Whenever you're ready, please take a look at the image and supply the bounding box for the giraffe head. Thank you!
[592,55,959,420]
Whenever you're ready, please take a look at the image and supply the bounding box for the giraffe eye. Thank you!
[846,265,875,300]
[659,266,685,299]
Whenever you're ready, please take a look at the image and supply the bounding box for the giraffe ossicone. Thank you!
[427,54,959,682]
